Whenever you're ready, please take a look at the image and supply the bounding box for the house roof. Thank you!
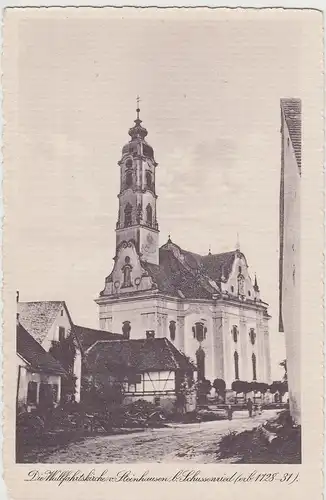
[85,337,196,374]
[281,98,302,173]
[17,322,66,376]
[72,325,123,352]
[18,301,70,343]
[141,241,239,299]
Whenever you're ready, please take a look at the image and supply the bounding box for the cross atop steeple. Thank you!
[136,95,141,120]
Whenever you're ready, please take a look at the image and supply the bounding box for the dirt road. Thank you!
[39,409,277,463]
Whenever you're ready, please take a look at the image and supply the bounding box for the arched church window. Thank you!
[125,171,133,188]
[122,321,131,339]
[169,320,176,341]
[192,322,207,343]
[124,203,132,227]
[196,348,205,381]
[145,171,152,190]
[146,204,153,225]
[122,257,132,288]
[252,353,257,381]
[249,328,256,345]
[234,351,239,380]
[125,159,132,169]
[232,325,238,343]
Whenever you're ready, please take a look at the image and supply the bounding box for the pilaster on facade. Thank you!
[239,315,248,381]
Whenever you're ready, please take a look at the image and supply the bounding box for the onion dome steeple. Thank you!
[122,97,154,159]
[128,97,148,139]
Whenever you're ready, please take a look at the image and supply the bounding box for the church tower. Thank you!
[116,100,159,265]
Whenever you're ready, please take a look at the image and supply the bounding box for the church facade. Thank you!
[95,106,272,389]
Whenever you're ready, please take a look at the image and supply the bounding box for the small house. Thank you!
[16,322,67,412]
[83,337,197,413]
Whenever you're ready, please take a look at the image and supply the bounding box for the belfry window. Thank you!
[238,276,245,296]
[192,322,207,343]
[125,171,132,188]
[234,351,239,380]
[146,204,153,225]
[124,203,132,227]
[146,171,152,190]
[252,353,257,381]
[169,321,176,341]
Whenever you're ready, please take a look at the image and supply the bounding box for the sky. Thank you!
[4,8,322,379]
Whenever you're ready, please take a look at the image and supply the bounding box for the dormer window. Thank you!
[122,321,131,339]
[124,203,132,227]
[238,275,245,295]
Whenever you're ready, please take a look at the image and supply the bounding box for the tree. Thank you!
[269,380,288,402]
[197,378,212,404]
[213,378,226,402]
[49,330,77,402]
[231,380,249,402]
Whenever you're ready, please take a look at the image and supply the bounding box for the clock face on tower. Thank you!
[141,231,156,255]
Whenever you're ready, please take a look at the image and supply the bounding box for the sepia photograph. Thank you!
[2,7,323,471]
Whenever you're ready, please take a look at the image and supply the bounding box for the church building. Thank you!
[96,104,272,389]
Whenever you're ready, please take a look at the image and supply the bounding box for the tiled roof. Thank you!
[17,322,66,376]
[85,338,196,373]
[281,98,302,173]
[18,301,67,343]
[72,325,123,352]
[142,242,238,299]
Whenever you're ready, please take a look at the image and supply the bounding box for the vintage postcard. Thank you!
[2,6,324,500]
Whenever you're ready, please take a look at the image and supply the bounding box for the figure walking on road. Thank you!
[247,398,253,418]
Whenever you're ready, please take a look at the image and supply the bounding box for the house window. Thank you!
[192,322,207,342]
[234,351,239,380]
[196,348,205,381]
[249,328,256,345]
[169,321,176,341]
[146,204,153,225]
[60,310,63,317]
[125,171,133,188]
[248,290,251,297]
[58,326,65,342]
[122,321,131,339]
[39,383,54,407]
[146,171,152,189]
[252,353,257,381]
[124,203,132,227]
[27,381,37,405]
[52,384,59,403]
[231,286,234,293]
[232,325,238,343]
[238,266,242,273]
